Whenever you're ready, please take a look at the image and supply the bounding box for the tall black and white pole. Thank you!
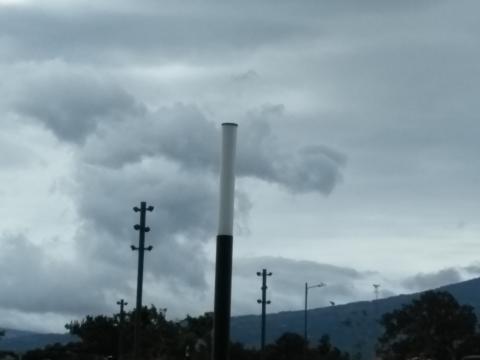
[212,123,238,360]
[257,269,272,356]
[132,201,154,360]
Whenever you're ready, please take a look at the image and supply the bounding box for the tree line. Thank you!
[21,306,348,360]
[16,290,480,360]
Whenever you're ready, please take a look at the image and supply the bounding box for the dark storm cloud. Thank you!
[403,268,462,291]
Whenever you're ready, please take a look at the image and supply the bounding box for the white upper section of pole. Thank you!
[217,123,238,236]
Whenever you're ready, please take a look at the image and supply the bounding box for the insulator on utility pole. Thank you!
[257,269,272,356]
[132,201,154,360]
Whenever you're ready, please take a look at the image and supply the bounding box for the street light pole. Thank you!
[132,201,154,360]
[304,282,326,347]
[257,269,272,356]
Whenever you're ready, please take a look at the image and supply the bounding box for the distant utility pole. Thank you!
[256,269,272,356]
[116,299,128,360]
[131,201,154,360]
[373,284,381,322]
[373,284,380,301]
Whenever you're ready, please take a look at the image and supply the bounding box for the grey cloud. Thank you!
[9,61,141,143]
[0,1,441,65]
[72,158,217,292]
[232,70,260,83]
[83,104,218,169]
[0,5,306,65]
[0,233,123,316]
[0,134,38,169]
[237,109,346,194]
[463,264,480,275]
[272,145,346,194]
[403,268,463,291]
[3,0,475,333]
[28,96,346,319]
[81,103,346,195]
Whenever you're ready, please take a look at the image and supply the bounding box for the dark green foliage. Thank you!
[22,342,89,360]
[266,332,306,360]
[22,310,348,360]
[66,314,118,356]
[0,351,18,360]
[377,290,478,360]
[259,332,349,360]
[317,335,348,360]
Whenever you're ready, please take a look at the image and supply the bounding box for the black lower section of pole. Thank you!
[213,235,233,360]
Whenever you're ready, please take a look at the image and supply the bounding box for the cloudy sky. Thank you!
[1,0,480,333]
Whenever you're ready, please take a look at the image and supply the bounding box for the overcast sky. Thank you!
[1,0,480,333]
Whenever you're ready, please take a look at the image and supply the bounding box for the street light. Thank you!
[304,282,326,346]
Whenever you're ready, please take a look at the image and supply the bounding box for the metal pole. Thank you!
[117,299,128,360]
[132,201,154,360]
[304,282,308,344]
[303,282,325,359]
[261,270,267,350]
[213,123,238,360]
[257,269,272,356]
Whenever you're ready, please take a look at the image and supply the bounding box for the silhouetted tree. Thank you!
[66,314,118,356]
[377,291,477,360]
[25,310,350,360]
[315,335,350,360]
[265,332,305,360]
[65,305,179,359]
